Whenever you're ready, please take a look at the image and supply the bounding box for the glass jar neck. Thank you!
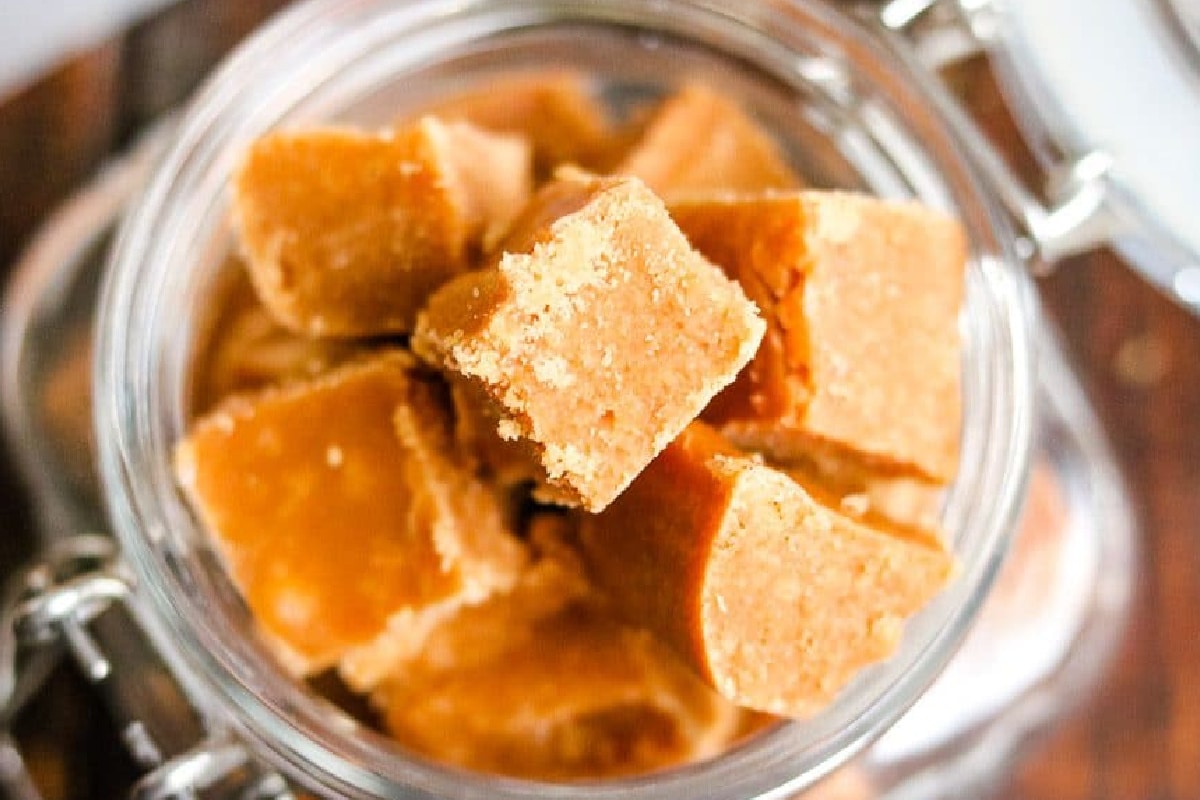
[95,1,1034,797]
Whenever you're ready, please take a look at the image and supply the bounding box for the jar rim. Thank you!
[95,1,1035,797]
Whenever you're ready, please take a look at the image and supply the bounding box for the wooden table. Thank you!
[0,1,1196,798]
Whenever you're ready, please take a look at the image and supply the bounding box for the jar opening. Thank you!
[95,1,1034,797]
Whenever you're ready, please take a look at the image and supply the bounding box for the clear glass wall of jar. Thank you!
[93,1,1042,797]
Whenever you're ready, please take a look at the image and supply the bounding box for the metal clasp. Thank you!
[876,0,1125,269]
[131,732,296,800]
[0,535,291,800]
[9,537,130,684]
[0,536,126,799]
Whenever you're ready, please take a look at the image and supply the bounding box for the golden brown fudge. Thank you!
[233,120,531,337]
[413,172,765,512]
[615,83,799,198]
[415,70,622,177]
[372,516,742,780]
[672,191,966,483]
[340,372,533,691]
[578,423,955,717]
[174,353,526,678]
[782,452,946,538]
[448,379,542,487]
[194,268,361,412]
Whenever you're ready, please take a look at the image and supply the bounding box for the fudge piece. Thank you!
[233,120,532,336]
[671,192,966,483]
[413,172,765,512]
[578,423,955,717]
[174,353,526,678]
[372,516,742,780]
[782,449,946,537]
[194,267,361,412]
[339,372,531,691]
[414,70,622,177]
[615,83,799,198]
[448,379,541,487]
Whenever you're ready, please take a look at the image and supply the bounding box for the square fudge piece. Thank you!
[413,172,765,512]
[616,82,800,199]
[782,457,946,537]
[174,353,526,680]
[413,70,623,177]
[371,518,741,780]
[233,119,531,337]
[579,423,955,717]
[671,191,966,483]
[447,378,542,487]
[192,265,361,413]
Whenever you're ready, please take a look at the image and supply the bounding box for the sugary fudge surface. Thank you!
[616,82,800,198]
[340,371,532,691]
[174,353,525,676]
[373,516,742,780]
[579,423,955,717]
[177,72,971,782]
[194,268,362,412]
[671,192,966,482]
[415,70,624,177]
[447,378,542,487]
[233,120,531,336]
[783,457,946,537]
[413,172,765,511]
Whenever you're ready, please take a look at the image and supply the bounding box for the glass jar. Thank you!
[0,0,1138,798]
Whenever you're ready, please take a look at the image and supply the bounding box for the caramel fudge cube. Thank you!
[415,70,623,177]
[174,353,526,678]
[194,267,361,412]
[372,522,741,780]
[579,423,955,717]
[615,83,799,199]
[233,119,531,337]
[339,374,531,691]
[784,456,946,538]
[672,192,966,483]
[413,173,765,512]
[447,379,542,487]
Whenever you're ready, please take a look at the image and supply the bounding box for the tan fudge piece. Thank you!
[372,516,741,780]
[615,83,799,199]
[339,372,531,691]
[779,441,946,538]
[193,267,361,412]
[416,70,622,177]
[233,120,531,337]
[448,379,541,487]
[672,191,966,483]
[578,423,955,717]
[174,353,526,678]
[413,173,765,512]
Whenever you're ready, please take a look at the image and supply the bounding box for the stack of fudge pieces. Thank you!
[176,73,965,780]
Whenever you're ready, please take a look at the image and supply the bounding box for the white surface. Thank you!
[0,0,180,97]
[999,0,1200,268]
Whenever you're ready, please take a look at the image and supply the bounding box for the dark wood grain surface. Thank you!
[0,2,1197,798]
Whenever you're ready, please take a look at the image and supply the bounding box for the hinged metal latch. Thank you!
[0,535,292,800]
[875,0,1126,270]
